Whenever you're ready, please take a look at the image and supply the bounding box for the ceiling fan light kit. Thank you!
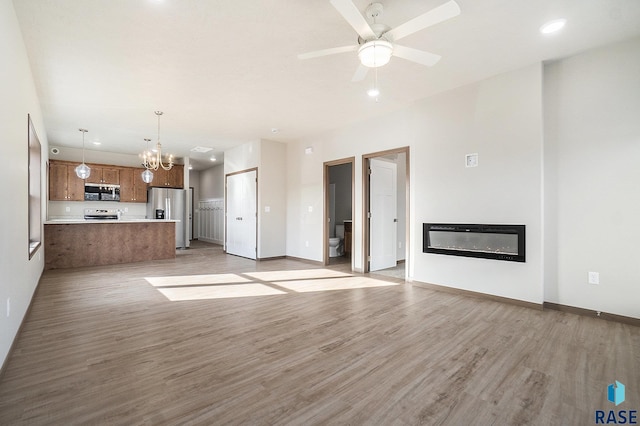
[358,40,393,68]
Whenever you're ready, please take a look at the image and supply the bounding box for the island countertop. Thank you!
[45,218,179,224]
[44,220,177,269]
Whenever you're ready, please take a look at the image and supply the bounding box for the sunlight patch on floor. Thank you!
[145,274,251,287]
[146,269,398,301]
[243,269,352,282]
[274,276,399,293]
[156,284,286,301]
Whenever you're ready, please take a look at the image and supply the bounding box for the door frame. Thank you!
[224,167,258,257]
[323,157,355,267]
[362,147,410,274]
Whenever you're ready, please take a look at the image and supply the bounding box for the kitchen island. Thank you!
[44,219,177,270]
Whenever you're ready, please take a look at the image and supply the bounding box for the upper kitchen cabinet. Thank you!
[85,165,120,185]
[120,168,149,203]
[49,160,85,201]
[149,164,184,188]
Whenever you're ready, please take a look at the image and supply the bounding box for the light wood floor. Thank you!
[1,241,638,425]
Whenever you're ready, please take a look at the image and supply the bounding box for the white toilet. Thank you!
[329,224,345,257]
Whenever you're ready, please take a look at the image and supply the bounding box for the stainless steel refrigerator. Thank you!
[147,188,188,249]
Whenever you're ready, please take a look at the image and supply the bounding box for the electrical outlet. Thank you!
[308,206,313,213]
[588,271,600,285]
[305,241,309,247]
[124,208,128,213]
[264,206,270,213]
[65,206,71,212]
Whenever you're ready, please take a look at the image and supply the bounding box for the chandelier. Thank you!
[142,111,174,172]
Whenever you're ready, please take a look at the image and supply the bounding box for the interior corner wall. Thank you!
[224,139,286,259]
[286,140,327,263]
[258,139,286,258]
[286,63,544,303]
[0,0,47,368]
[198,164,224,200]
[543,37,640,319]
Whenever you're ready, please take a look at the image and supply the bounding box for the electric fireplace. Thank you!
[423,223,526,262]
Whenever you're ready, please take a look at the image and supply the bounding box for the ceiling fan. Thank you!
[298,0,461,82]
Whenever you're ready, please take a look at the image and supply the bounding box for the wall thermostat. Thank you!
[465,153,478,168]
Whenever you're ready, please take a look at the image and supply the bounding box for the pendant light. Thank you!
[75,128,91,179]
[141,138,154,184]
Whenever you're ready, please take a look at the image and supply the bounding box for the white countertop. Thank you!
[45,219,180,224]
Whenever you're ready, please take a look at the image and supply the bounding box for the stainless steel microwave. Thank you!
[84,183,120,201]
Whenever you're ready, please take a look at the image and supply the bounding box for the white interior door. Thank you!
[369,158,397,271]
[226,170,257,259]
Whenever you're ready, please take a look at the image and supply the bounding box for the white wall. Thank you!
[0,0,47,367]
[287,63,544,302]
[225,139,286,259]
[258,140,287,258]
[198,164,224,199]
[544,37,640,318]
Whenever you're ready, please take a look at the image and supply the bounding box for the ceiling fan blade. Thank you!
[351,64,369,82]
[329,0,377,41]
[384,0,460,42]
[298,45,358,60]
[392,45,442,67]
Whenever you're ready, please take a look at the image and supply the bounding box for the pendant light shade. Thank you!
[75,128,91,179]
[75,163,91,179]
[141,169,154,184]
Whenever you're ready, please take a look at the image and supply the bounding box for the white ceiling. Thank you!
[14,0,640,170]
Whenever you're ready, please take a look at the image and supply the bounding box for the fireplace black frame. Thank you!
[423,223,526,262]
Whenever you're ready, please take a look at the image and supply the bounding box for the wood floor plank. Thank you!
[1,241,638,425]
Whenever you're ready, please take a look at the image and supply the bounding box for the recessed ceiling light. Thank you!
[271,128,279,134]
[210,156,216,162]
[92,141,101,146]
[188,165,193,170]
[540,18,567,34]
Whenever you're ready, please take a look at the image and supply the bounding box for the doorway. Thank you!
[225,168,257,260]
[323,157,355,267]
[363,147,409,276]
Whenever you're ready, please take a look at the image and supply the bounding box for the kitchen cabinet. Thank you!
[150,165,184,188]
[86,165,120,185]
[49,160,85,201]
[119,168,148,203]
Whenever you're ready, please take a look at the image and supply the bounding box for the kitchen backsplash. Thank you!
[48,201,147,219]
